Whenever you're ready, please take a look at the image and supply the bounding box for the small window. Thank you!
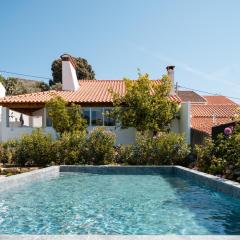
[46,109,53,127]
[91,108,103,126]
[82,109,90,125]
[104,109,115,126]
[46,115,52,127]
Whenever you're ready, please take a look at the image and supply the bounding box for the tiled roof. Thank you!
[191,105,238,117]
[178,91,207,103]
[203,95,237,105]
[0,80,181,105]
[191,117,233,135]
[191,104,238,135]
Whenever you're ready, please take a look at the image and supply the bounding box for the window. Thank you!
[46,109,52,127]
[91,108,103,126]
[104,109,115,126]
[82,108,90,125]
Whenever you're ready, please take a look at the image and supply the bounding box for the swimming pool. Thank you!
[0,166,240,235]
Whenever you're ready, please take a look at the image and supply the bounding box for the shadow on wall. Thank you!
[191,128,209,147]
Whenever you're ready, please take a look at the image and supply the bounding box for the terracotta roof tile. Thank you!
[203,95,237,105]
[191,105,238,117]
[0,80,181,105]
[191,104,238,135]
[191,117,234,135]
[178,91,207,103]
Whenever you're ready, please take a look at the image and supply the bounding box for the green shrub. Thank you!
[0,127,190,168]
[151,133,190,165]
[114,145,133,165]
[15,129,52,166]
[195,124,240,181]
[85,127,116,165]
[194,138,226,175]
[54,131,86,165]
[0,140,18,165]
[114,132,190,165]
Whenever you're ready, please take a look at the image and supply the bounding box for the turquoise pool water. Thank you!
[0,172,240,235]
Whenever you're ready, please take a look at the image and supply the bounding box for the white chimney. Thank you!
[166,65,175,95]
[60,54,79,91]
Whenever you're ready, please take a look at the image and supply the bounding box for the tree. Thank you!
[50,56,95,86]
[0,74,5,84]
[37,81,50,91]
[3,77,27,95]
[234,107,240,122]
[46,96,87,135]
[110,73,179,133]
[0,76,50,96]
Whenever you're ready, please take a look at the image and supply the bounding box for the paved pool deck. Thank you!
[0,165,240,239]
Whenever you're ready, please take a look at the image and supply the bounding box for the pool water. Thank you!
[0,172,240,235]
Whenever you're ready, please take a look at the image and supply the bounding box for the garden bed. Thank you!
[0,164,41,177]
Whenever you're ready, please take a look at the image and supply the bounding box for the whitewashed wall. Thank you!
[179,102,191,143]
[0,107,136,144]
[0,105,190,144]
[87,126,136,145]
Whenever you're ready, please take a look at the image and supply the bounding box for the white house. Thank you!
[0,54,190,144]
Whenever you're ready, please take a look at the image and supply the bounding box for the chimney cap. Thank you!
[60,53,77,68]
[166,65,175,71]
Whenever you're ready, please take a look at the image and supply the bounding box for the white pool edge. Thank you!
[0,234,240,240]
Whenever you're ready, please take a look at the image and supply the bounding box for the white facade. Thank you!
[0,104,190,144]
[0,107,137,145]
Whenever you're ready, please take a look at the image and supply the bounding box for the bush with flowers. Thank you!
[195,123,240,182]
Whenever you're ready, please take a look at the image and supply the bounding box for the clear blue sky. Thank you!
[1,0,240,101]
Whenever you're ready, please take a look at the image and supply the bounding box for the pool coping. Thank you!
[1,235,240,240]
[0,166,60,192]
[0,165,240,239]
[59,165,240,199]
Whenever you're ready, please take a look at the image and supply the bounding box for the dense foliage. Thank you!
[0,129,189,167]
[85,127,116,165]
[115,132,190,165]
[46,96,87,135]
[52,131,87,165]
[195,124,240,182]
[50,56,95,86]
[0,140,18,165]
[15,129,53,166]
[110,73,179,133]
[52,127,116,165]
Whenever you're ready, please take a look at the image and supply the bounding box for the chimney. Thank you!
[60,54,79,91]
[166,65,175,95]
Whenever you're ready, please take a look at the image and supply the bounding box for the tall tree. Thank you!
[50,56,95,86]
[110,73,179,133]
